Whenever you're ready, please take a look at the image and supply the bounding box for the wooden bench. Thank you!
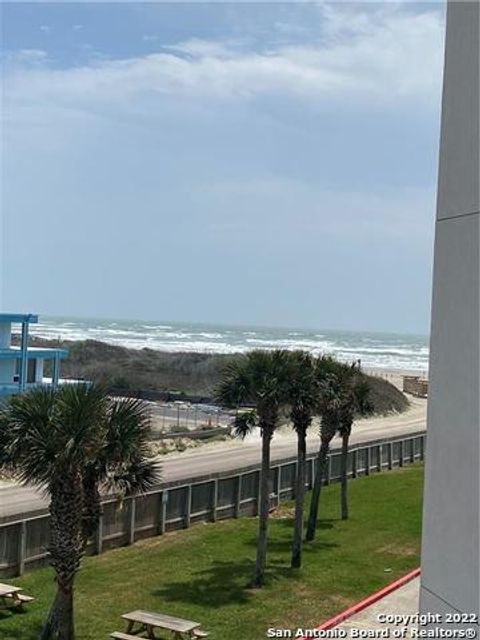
[110,633,139,640]
[16,594,35,604]
[111,629,208,639]
[2,593,35,610]
[120,610,208,639]
[0,583,35,610]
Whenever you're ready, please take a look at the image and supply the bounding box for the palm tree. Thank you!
[80,396,159,546]
[285,351,318,568]
[305,356,361,542]
[337,374,373,520]
[216,349,290,587]
[0,384,159,640]
[305,368,343,542]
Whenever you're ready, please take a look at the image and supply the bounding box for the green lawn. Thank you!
[1,465,424,640]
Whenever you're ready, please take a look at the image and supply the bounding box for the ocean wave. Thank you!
[30,317,429,371]
[245,337,332,348]
[139,324,173,330]
[339,346,429,357]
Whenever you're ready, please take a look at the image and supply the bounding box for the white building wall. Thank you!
[35,358,44,383]
[0,323,12,349]
[0,322,14,385]
[0,360,15,385]
[420,0,479,617]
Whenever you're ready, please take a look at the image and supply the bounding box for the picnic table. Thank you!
[0,583,34,610]
[112,609,208,640]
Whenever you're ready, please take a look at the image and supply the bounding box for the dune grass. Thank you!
[27,337,409,414]
[0,464,424,640]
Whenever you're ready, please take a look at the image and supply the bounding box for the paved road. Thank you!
[0,398,427,523]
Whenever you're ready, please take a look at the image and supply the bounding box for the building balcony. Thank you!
[0,378,76,398]
[0,347,69,361]
[0,313,69,397]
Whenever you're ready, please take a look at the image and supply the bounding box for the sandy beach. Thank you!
[362,367,428,389]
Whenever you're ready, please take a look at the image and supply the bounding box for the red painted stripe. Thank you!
[302,567,421,637]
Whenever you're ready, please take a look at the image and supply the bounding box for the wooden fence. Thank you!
[0,431,426,578]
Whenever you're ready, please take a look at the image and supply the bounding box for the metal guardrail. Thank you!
[0,431,425,578]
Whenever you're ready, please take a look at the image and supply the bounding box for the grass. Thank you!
[1,465,424,640]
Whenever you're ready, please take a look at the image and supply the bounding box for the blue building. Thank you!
[0,313,68,397]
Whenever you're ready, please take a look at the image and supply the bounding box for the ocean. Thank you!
[29,316,429,373]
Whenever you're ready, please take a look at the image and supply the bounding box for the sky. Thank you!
[1,2,446,334]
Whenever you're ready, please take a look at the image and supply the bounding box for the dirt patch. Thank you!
[377,543,418,557]
[325,594,354,611]
[270,505,295,519]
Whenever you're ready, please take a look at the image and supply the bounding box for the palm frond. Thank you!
[215,355,251,407]
[101,396,153,463]
[55,384,108,465]
[103,458,161,497]
[92,395,160,497]
[233,410,258,439]
[0,387,61,486]
[353,377,374,416]
[286,351,318,433]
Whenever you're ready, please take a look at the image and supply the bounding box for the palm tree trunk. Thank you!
[39,589,61,640]
[41,472,83,639]
[305,437,330,542]
[39,583,75,640]
[340,434,349,520]
[291,428,306,568]
[56,585,75,640]
[253,427,272,587]
[81,474,101,550]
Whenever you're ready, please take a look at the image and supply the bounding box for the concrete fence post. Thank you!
[17,521,27,576]
[410,439,415,463]
[211,480,218,522]
[365,448,370,476]
[256,472,261,515]
[352,450,358,478]
[388,442,393,470]
[96,512,104,555]
[128,497,136,545]
[420,436,425,461]
[399,441,404,467]
[185,485,192,528]
[325,455,331,485]
[160,491,168,535]
[235,475,242,518]
[276,466,282,506]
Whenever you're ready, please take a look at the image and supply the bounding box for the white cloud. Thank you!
[163,38,245,59]
[3,49,49,65]
[39,25,52,34]
[4,5,445,112]
[2,4,439,332]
